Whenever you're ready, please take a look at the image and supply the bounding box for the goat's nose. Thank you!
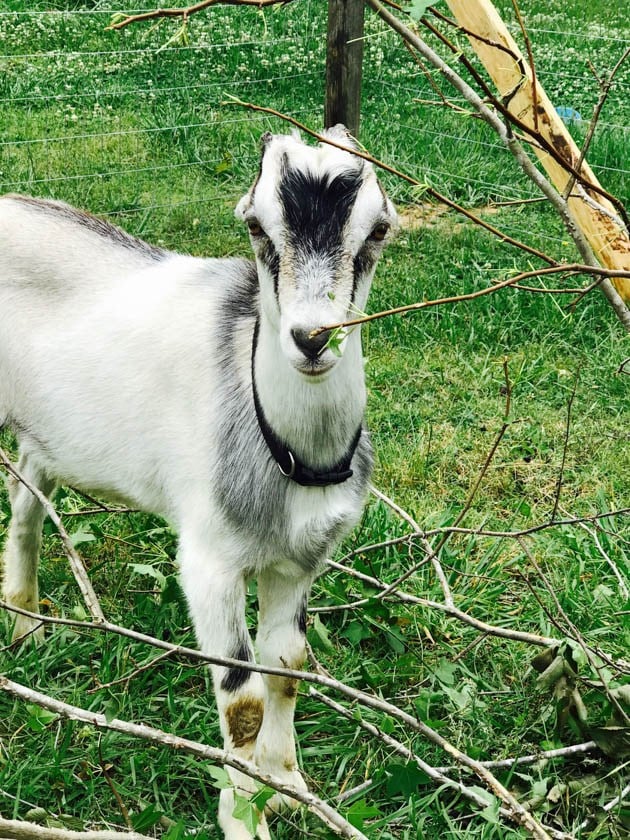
[291,327,331,359]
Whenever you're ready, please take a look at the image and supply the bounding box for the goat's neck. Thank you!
[253,318,366,471]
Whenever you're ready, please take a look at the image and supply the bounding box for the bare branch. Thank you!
[322,559,558,648]
[369,485,454,606]
[0,820,150,840]
[0,677,368,840]
[308,264,630,337]
[108,0,295,32]
[564,46,630,201]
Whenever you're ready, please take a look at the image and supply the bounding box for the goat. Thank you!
[0,127,397,839]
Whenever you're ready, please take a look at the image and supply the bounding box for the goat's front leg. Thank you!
[178,537,268,840]
[254,565,313,810]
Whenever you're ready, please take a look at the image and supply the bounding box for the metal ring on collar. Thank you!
[277,450,296,479]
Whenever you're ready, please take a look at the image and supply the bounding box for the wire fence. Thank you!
[0,2,628,253]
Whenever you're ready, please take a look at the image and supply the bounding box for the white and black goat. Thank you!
[0,127,397,839]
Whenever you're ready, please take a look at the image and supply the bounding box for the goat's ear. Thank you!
[321,123,359,150]
[260,131,273,152]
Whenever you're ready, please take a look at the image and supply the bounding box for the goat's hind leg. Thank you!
[1,451,56,642]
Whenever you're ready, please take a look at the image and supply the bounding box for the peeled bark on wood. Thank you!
[444,0,630,302]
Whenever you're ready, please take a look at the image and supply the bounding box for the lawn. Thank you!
[0,1,628,838]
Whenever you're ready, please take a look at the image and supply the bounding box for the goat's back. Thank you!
[0,195,258,518]
[0,195,167,292]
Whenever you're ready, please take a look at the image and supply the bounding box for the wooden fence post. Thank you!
[444,0,630,302]
[325,0,365,139]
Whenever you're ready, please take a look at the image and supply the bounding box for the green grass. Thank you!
[1,1,629,838]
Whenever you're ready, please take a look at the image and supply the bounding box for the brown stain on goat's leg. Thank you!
[283,678,299,699]
[225,696,264,749]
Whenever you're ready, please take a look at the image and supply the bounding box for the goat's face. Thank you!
[236,127,397,378]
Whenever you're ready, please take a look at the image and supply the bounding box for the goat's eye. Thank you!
[247,220,265,237]
[369,223,389,242]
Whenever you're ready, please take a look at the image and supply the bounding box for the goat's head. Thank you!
[236,127,398,378]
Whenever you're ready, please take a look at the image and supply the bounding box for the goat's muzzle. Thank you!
[291,327,331,360]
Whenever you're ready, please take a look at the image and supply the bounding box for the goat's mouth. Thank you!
[294,356,336,378]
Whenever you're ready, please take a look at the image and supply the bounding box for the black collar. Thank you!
[251,321,362,487]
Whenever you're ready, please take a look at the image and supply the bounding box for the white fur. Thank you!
[0,130,397,838]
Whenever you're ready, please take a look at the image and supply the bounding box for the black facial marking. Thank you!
[258,237,280,298]
[352,245,378,302]
[278,166,363,254]
[296,597,308,635]
[221,639,253,693]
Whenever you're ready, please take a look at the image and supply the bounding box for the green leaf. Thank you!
[70,526,96,547]
[385,761,431,798]
[407,0,435,21]
[108,12,128,27]
[70,604,88,621]
[468,785,498,809]
[103,696,121,724]
[251,785,276,812]
[441,681,475,712]
[26,705,59,732]
[164,822,188,840]
[435,658,458,686]
[129,562,167,591]
[160,574,181,605]
[325,327,347,358]
[307,614,335,652]
[345,799,382,829]
[206,765,232,790]
[232,793,259,835]
[341,619,372,646]
[479,798,501,824]
[132,804,163,831]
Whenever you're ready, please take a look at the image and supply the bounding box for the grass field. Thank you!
[1,1,629,838]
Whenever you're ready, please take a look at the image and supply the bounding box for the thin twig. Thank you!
[572,521,629,600]
[0,677,368,840]
[433,740,598,774]
[222,97,558,267]
[108,0,294,31]
[550,372,579,522]
[369,485,454,607]
[308,265,630,337]
[564,46,630,201]
[510,0,539,132]
[98,738,133,830]
[87,649,180,694]
[0,819,151,840]
[322,561,557,647]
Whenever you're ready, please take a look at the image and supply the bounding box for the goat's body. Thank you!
[0,197,370,572]
[1,131,396,839]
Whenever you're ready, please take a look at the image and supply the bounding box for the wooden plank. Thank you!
[325,0,365,139]
[445,0,630,300]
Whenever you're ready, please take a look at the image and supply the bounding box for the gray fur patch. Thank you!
[212,281,373,571]
[6,194,165,261]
